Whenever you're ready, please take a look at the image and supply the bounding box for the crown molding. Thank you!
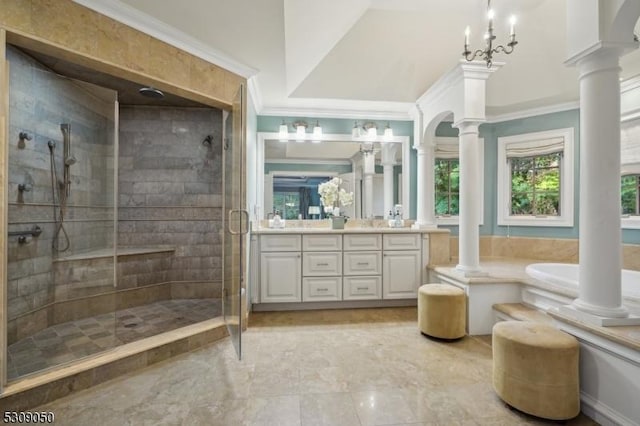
[485,101,580,123]
[247,77,263,114]
[259,103,414,121]
[621,74,640,93]
[72,0,258,78]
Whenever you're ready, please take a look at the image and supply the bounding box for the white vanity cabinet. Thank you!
[260,235,302,303]
[382,234,421,299]
[254,230,427,308]
[302,234,342,301]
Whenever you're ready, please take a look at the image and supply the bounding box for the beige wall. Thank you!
[449,236,640,271]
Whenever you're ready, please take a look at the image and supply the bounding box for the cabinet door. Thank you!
[260,252,301,302]
[382,251,421,299]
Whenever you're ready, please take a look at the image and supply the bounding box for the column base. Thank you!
[454,264,488,278]
[559,304,640,327]
[411,222,437,230]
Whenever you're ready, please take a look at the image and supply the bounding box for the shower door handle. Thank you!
[228,209,249,235]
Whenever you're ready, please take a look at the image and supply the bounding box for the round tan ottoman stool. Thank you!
[418,284,466,339]
[492,321,580,420]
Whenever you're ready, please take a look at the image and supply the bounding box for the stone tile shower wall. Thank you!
[117,106,223,304]
[7,46,116,344]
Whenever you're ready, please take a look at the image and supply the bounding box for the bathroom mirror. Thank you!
[256,133,412,220]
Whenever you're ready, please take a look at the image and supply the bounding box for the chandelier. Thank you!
[463,0,517,68]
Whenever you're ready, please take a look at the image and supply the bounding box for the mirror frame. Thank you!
[256,132,411,221]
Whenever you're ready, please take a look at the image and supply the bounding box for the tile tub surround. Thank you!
[27,308,597,425]
[449,235,640,271]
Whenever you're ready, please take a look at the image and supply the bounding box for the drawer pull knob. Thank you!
[317,262,329,266]
[356,262,369,266]
[356,287,368,290]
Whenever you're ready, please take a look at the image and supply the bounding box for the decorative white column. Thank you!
[563,47,636,324]
[412,144,436,229]
[362,152,375,219]
[454,121,483,276]
[381,143,399,216]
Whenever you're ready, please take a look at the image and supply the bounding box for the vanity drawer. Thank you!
[343,252,381,275]
[303,252,342,276]
[343,276,381,300]
[303,234,342,251]
[383,233,421,250]
[303,277,342,301]
[343,234,382,251]
[260,234,301,252]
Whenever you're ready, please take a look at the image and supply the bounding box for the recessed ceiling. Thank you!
[84,0,640,117]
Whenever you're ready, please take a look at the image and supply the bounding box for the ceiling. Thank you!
[79,0,640,119]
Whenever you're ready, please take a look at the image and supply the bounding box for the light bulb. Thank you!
[487,9,495,20]
[509,15,516,36]
[313,121,322,139]
[296,124,305,140]
[384,123,393,141]
[278,121,288,140]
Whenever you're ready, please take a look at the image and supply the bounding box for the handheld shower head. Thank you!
[65,156,77,166]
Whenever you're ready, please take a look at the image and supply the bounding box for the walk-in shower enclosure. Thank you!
[4,45,232,382]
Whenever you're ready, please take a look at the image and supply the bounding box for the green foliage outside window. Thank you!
[272,192,300,220]
[622,175,639,215]
[435,159,459,216]
[510,153,561,215]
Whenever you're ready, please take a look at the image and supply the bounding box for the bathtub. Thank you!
[525,263,640,306]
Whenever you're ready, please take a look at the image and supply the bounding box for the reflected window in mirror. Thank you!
[272,175,332,219]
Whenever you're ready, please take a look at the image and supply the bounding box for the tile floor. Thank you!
[8,299,221,380]
[35,307,598,425]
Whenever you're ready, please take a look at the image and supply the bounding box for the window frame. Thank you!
[433,137,484,226]
[622,173,640,229]
[497,128,574,227]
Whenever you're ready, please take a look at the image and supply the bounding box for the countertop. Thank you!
[252,227,451,235]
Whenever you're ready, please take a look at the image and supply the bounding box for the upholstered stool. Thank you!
[418,284,466,339]
[492,321,580,420]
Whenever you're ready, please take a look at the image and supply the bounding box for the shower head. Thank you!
[65,155,77,166]
[139,86,165,99]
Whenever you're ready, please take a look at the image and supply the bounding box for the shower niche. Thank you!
[5,45,226,380]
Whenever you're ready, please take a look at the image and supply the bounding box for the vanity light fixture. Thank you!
[294,120,307,140]
[278,119,323,142]
[383,122,393,141]
[312,120,322,139]
[363,122,378,140]
[463,0,517,68]
[278,120,288,140]
[352,121,382,141]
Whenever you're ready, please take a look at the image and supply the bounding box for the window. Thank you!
[435,158,459,216]
[497,128,574,227]
[622,174,640,216]
[510,153,561,215]
[621,118,640,228]
[433,137,483,225]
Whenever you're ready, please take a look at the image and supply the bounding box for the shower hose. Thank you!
[48,141,70,252]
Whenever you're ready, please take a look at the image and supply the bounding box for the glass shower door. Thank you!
[222,84,245,359]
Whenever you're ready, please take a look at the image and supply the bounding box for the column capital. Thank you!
[452,120,482,134]
[573,46,623,81]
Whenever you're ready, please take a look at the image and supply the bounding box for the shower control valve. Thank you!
[18,183,32,192]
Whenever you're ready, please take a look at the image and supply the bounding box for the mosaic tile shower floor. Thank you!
[7,298,221,380]
[36,308,597,425]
